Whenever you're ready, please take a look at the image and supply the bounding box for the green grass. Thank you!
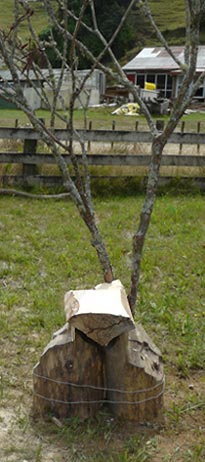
[0,0,56,40]
[149,0,186,32]
[0,192,205,461]
[1,107,205,131]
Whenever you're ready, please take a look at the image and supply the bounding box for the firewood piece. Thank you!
[105,323,164,423]
[64,280,135,346]
[33,327,104,420]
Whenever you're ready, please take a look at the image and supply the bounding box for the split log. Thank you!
[64,280,135,346]
[32,281,164,423]
[105,323,164,423]
[33,325,104,420]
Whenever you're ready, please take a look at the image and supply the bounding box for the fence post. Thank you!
[179,121,185,154]
[88,120,92,152]
[156,120,165,131]
[197,121,201,154]
[22,119,45,184]
[134,120,139,151]
[111,120,116,150]
[23,138,38,180]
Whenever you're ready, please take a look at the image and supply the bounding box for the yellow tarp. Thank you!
[144,82,156,91]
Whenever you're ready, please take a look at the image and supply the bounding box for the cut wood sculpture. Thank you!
[33,280,164,422]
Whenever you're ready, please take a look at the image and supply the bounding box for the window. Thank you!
[156,74,165,89]
[167,75,172,89]
[136,74,145,88]
[146,74,156,84]
[155,74,173,98]
[130,72,173,98]
[194,76,205,99]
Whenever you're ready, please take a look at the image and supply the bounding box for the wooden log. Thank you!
[64,280,135,346]
[105,323,164,423]
[33,325,105,420]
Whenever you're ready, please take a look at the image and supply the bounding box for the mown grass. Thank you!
[1,107,205,130]
[0,191,205,461]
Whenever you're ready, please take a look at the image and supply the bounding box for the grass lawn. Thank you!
[0,192,205,461]
[1,107,205,131]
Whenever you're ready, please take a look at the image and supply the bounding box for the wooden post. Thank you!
[88,120,92,152]
[179,120,185,154]
[22,119,45,184]
[197,121,201,154]
[156,120,165,131]
[111,120,116,150]
[134,120,139,151]
[22,138,38,181]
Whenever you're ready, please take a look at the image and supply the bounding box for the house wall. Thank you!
[24,87,41,110]
[41,84,100,110]
[41,69,105,109]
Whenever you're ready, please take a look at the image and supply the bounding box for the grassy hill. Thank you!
[0,0,55,39]
[149,0,186,33]
[0,0,204,59]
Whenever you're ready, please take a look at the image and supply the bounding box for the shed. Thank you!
[123,46,205,101]
[0,68,105,110]
[0,69,45,110]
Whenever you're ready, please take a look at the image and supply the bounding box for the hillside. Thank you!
[0,0,204,61]
[0,0,54,39]
[124,0,205,63]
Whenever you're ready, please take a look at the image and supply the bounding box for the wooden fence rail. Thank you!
[1,153,204,167]
[0,126,205,189]
[1,126,205,144]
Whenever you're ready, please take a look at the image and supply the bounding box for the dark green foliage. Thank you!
[39,0,136,68]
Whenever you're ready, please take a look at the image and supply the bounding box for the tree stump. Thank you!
[33,280,164,423]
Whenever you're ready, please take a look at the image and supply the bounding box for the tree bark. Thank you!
[105,324,164,423]
[128,136,165,312]
[33,327,105,420]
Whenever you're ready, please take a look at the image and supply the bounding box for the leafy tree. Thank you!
[39,0,135,67]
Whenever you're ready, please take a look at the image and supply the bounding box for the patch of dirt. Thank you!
[0,369,204,462]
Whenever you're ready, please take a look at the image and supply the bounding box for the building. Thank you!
[123,46,205,101]
[42,69,105,110]
[0,69,46,110]
[0,68,106,110]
